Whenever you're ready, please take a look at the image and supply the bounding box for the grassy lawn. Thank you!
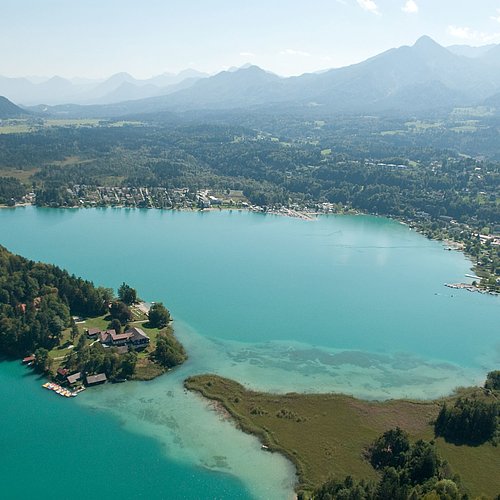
[0,124,35,134]
[44,119,100,127]
[48,328,77,368]
[185,374,500,498]
[76,314,109,333]
[436,439,500,498]
[0,167,39,182]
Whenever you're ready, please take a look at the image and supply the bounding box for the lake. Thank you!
[0,207,498,499]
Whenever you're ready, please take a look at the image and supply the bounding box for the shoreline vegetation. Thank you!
[185,374,500,499]
[0,245,186,392]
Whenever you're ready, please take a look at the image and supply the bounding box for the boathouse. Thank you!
[67,372,82,385]
[86,373,107,386]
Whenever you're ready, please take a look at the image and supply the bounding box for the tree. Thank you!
[311,476,376,500]
[119,351,138,378]
[406,440,439,485]
[485,370,500,390]
[97,287,114,304]
[369,427,410,470]
[434,398,498,445]
[109,318,122,334]
[70,317,79,340]
[153,334,185,368]
[148,302,171,328]
[431,479,460,500]
[110,301,132,324]
[376,468,409,500]
[118,282,137,305]
[33,347,52,373]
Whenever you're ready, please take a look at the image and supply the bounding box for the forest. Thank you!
[0,120,498,230]
[0,244,109,356]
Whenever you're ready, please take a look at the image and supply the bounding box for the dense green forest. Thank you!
[0,244,109,356]
[0,121,498,228]
[435,392,499,446]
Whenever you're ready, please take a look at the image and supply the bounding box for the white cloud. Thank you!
[402,0,418,14]
[447,25,500,43]
[239,52,256,58]
[491,8,500,23]
[279,49,311,57]
[357,0,380,15]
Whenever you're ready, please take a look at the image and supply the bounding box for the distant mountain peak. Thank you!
[227,64,269,74]
[107,72,135,82]
[413,35,442,50]
[413,35,447,53]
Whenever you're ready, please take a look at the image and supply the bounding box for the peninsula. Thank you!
[185,373,500,499]
[0,245,186,390]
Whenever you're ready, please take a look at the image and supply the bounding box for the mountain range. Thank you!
[4,36,500,118]
[0,69,208,106]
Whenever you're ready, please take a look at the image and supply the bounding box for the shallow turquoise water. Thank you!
[0,207,499,499]
[0,361,253,499]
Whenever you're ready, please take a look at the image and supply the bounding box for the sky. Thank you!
[2,0,500,79]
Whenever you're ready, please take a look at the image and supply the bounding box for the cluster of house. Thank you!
[51,326,151,388]
[87,326,150,350]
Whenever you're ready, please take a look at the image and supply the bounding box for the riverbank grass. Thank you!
[185,374,500,498]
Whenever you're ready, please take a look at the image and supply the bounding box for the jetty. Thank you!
[42,382,80,398]
[444,283,498,295]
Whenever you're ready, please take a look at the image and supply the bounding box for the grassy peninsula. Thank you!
[185,374,500,499]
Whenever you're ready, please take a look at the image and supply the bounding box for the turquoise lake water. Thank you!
[0,207,499,499]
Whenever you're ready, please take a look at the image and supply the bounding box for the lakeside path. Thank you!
[185,374,500,499]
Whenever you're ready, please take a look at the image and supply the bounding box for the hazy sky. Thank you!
[2,0,500,79]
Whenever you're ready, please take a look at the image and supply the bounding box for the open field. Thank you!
[185,374,500,498]
[0,167,38,182]
[0,118,143,135]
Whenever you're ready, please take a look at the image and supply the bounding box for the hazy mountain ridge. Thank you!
[11,36,500,117]
[0,70,208,106]
[117,36,500,115]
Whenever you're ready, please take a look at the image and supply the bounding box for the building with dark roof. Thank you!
[67,372,82,385]
[86,373,107,386]
[87,327,102,338]
[126,327,150,347]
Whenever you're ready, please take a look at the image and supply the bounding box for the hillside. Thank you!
[0,96,25,118]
